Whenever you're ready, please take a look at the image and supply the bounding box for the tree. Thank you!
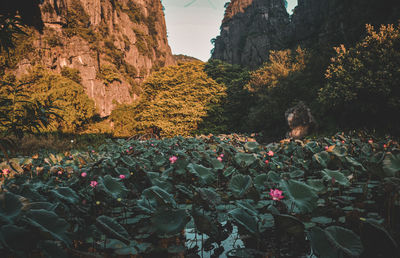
[319,23,400,133]
[111,62,226,137]
[21,67,96,132]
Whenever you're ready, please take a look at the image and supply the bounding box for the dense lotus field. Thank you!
[0,133,399,257]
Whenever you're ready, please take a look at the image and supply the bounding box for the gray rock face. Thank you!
[212,0,400,68]
[285,101,316,139]
[13,0,175,117]
[212,0,289,68]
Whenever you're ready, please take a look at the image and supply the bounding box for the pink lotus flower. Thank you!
[269,189,284,201]
[119,174,126,179]
[91,150,95,153]
[151,144,154,146]
[169,156,178,164]
[217,157,223,162]
[90,181,98,187]
[325,146,329,151]
[1,168,10,176]
[81,172,87,177]
[220,153,224,157]
[267,151,274,157]
[265,160,269,165]
[384,144,387,148]
[341,141,345,144]
[58,171,62,175]
[129,146,133,150]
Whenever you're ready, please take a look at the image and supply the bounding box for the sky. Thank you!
[162,0,298,61]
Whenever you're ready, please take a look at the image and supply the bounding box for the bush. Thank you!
[319,23,400,134]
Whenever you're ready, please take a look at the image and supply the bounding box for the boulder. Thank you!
[285,101,316,139]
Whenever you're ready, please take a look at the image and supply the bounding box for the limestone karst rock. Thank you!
[212,0,400,68]
[2,0,175,116]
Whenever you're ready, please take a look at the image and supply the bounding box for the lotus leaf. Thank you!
[383,153,400,177]
[280,179,318,213]
[308,226,339,258]
[234,153,257,168]
[0,224,35,252]
[151,209,190,237]
[191,208,219,237]
[0,192,22,222]
[25,209,71,246]
[244,141,259,153]
[306,179,327,193]
[325,226,363,256]
[321,169,350,186]
[142,186,176,208]
[99,175,128,199]
[187,163,215,184]
[115,167,130,178]
[313,151,330,168]
[96,215,130,245]
[229,174,252,198]
[229,208,258,235]
[38,240,68,258]
[274,214,304,238]
[223,166,237,177]
[253,174,268,189]
[50,187,79,204]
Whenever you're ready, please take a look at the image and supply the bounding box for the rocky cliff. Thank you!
[2,0,175,116]
[212,0,400,68]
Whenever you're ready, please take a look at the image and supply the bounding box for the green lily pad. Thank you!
[0,192,22,223]
[321,169,350,186]
[383,153,400,177]
[120,156,135,167]
[244,142,259,153]
[115,167,130,178]
[229,174,253,198]
[96,215,130,245]
[0,224,35,252]
[280,179,318,213]
[25,209,71,246]
[151,209,190,237]
[235,153,257,168]
[99,175,128,199]
[313,151,330,168]
[308,226,339,258]
[50,187,79,204]
[229,208,258,235]
[325,226,363,256]
[187,163,215,185]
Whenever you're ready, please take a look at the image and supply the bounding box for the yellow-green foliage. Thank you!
[319,23,400,131]
[96,64,122,86]
[60,66,81,84]
[246,47,307,93]
[111,62,226,137]
[244,47,310,137]
[22,67,96,132]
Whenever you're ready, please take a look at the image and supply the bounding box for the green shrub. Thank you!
[319,23,400,134]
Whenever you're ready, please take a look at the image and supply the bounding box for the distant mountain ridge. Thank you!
[211,0,400,67]
[1,0,175,117]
